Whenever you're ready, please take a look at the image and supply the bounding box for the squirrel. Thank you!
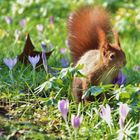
[68,5,127,102]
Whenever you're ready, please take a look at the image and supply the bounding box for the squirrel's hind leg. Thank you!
[72,78,84,103]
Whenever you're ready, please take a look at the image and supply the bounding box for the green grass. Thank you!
[0,0,140,139]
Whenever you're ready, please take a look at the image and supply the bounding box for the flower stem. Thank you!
[74,128,77,140]
[64,118,72,139]
[33,68,36,86]
[42,52,48,73]
[9,70,14,84]
[109,124,112,134]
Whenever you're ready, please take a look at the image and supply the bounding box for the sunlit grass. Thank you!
[0,0,140,139]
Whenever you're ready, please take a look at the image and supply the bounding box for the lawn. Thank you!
[0,0,140,139]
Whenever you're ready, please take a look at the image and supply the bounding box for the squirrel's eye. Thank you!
[110,54,115,60]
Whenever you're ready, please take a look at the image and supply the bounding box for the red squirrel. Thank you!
[68,6,126,102]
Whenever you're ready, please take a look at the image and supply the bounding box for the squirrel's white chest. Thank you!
[76,50,118,85]
[76,50,100,75]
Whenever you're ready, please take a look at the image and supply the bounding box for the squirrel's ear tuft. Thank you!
[97,27,108,48]
[113,29,120,48]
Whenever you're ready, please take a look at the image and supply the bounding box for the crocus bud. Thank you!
[36,24,44,32]
[60,58,69,68]
[60,48,67,54]
[19,19,27,27]
[100,104,112,127]
[58,100,69,120]
[49,16,54,24]
[41,43,47,52]
[4,16,12,25]
[113,70,126,85]
[119,103,129,129]
[71,114,83,128]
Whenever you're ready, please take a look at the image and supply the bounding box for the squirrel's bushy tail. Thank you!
[68,5,112,64]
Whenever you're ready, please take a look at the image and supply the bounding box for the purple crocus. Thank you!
[3,57,17,70]
[58,100,69,120]
[4,16,12,25]
[119,103,129,129]
[49,16,54,24]
[60,48,67,54]
[28,55,40,69]
[100,104,112,127]
[36,24,44,32]
[61,58,69,67]
[49,16,54,29]
[19,19,27,27]
[41,43,47,51]
[113,71,126,85]
[71,114,83,129]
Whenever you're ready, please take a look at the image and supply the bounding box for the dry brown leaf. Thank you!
[18,34,53,66]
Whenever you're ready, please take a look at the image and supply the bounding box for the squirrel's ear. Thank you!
[113,29,120,48]
[97,27,108,49]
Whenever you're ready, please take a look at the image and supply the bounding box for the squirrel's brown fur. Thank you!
[68,6,111,64]
[68,5,126,102]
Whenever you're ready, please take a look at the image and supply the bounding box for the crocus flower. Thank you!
[113,70,126,85]
[3,57,17,70]
[49,16,54,24]
[71,114,83,129]
[133,65,140,72]
[4,16,12,24]
[119,103,129,129]
[100,104,112,127]
[36,24,44,32]
[58,100,69,120]
[19,19,27,27]
[41,43,47,52]
[49,16,54,29]
[60,48,67,54]
[61,58,69,67]
[14,29,21,41]
[41,43,48,73]
[28,55,40,69]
